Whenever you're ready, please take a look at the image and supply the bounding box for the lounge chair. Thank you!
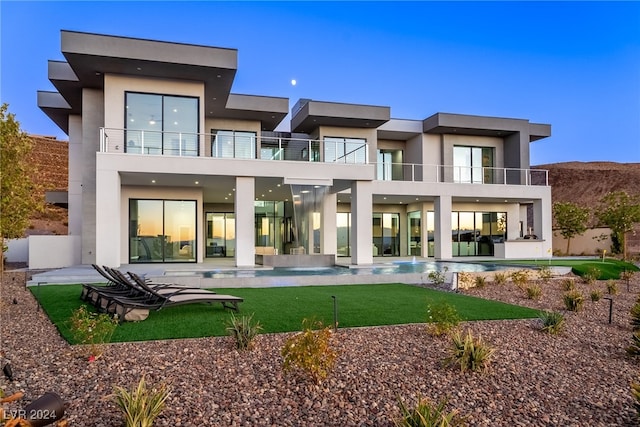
[102,272,243,321]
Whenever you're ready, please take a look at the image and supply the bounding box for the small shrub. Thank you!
[627,331,640,357]
[492,272,507,285]
[590,289,602,302]
[582,267,601,285]
[112,376,170,427]
[511,270,530,289]
[226,313,262,351]
[281,319,337,383]
[538,266,553,283]
[563,290,584,312]
[395,396,466,427]
[631,382,640,418]
[560,278,576,291]
[68,305,118,357]
[427,267,449,287]
[606,280,619,295]
[538,310,565,335]
[426,301,461,337]
[456,272,474,290]
[525,285,542,300]
[622,270,635,282]
[630,298,640,331]
[474,276,487,289]
[445,329,494,373]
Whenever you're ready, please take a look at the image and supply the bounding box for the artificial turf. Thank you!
[31,283,540,344]
[493,258,638,280]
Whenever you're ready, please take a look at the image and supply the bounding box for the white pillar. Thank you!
[321,192,337,258]
[420,203,429,258]
[95,168,120,267]
[434,195,452,260]
[533,196,553,257]
[351,181,373,265]
[235,177,255,267]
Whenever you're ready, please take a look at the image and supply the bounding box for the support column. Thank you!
[533,197,553,257]
[351,181,373,265]
[434,195,452,260]
[95,168,120,267]
[420,204,429,258]
[235,177,255,267]
[321,192,337,258]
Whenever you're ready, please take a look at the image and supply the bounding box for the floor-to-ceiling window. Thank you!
[125,93,198,156]
[451,211,506,256]
[408,211,421,255]
[373,213,400,256]
[255,201,285,253]
[453,146,494,184]
[206,213,235,257]
[337,212,351,257]
[211,130,256,159]
[377,149,404,181]
[129,199,197,263]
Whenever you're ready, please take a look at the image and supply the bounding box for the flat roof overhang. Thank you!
[41,31,289,133]
[377,118,423,140]
[291,99,390,133]
[423,112,551,142]
[37,91,72,133]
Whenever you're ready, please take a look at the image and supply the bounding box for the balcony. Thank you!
[376,163,548,186]
[99,128,369,164]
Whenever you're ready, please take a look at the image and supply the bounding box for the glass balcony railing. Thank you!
[99,128,369,164]
[375,163,548,186]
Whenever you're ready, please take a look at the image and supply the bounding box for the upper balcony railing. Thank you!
[99,128,369,164]
[376,163,548,186]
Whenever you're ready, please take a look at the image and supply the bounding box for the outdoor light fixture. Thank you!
[3,363,14,381]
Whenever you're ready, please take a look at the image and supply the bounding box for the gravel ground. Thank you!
[1,269,639,426]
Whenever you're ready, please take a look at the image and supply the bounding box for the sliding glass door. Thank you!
[129,199,196,263]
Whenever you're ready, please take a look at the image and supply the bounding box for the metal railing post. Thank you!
[99,128,105,152]
[141,130,145,154]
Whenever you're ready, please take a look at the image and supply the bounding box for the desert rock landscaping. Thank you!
[1,268,639,426]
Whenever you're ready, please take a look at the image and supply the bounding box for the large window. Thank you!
[324,137,367,163]
[373,213,400,256]
[376,149,404,181]
[451,211,506,256]
[453,146,494,184]
[337,212,351,256]
[211,130,256,159]
[125,93,199,156]
[129,199,197,263]
[206,213,235,257]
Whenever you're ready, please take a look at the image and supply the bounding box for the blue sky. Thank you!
[1,1,639,165]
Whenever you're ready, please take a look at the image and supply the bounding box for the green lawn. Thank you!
[32,283,540,344]
[494,258,638,280]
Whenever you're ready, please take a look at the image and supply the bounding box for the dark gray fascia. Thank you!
[37,91,71,133]
[291,99,391,133]
[220,93,289,131]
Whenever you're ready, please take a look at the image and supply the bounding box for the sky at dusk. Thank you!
[1,1,639,166]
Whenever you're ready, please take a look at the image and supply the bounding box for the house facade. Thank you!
[38,30,552,268]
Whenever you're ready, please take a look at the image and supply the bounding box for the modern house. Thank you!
[37,30,552,268]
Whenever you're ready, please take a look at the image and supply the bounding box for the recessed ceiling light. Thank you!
[268,189,272,192]
[504,200,508,203]
[416,197,419,200]
[301,190,310,194]
[136,67,142,71]
[277,184,281,187]
[285,198,289,201]
[383,197,387,200]
[232,188,235,191]
[95,72,101,76]
[262,194,265,197]
[151,179,156,183]
[476,199,479,202]
[195,181,199,185]
[217,75,221,78]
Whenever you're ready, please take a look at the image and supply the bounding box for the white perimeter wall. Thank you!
[28,236,81,269]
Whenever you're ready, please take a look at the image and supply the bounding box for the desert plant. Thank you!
[281,318,337,383]
[427,267,449,287]
[630,299,640,331]
[395,396,466,427]
[226,313,262,351]
[631,381,640,418]
[525,285,542,300]
[474,276,486,289]
[492,272,507,286]
[510,270,530,289]
[68,305,118,357]
[627,331,640,357]
[112,376,170,427]
[538,310,565,335]
[538,266,553,283]
[426,301,461,337]
[445,329,494,373]
[563,290,584,312]
[560,278,576,291]
[590,289,602,302]
[606,280,619,295]
[582,267,600,285]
